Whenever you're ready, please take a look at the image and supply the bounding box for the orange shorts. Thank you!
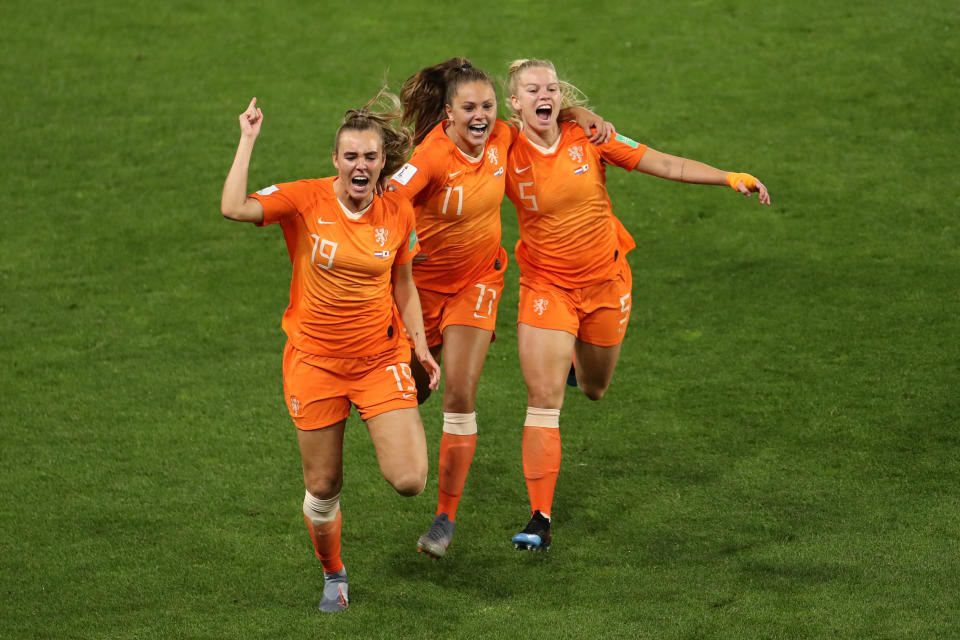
[282,341,418,430]
[517,258,633,347]
[417,255,507,347]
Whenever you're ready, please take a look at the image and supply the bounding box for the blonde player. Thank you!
[504,59,771,551]
[220,89,440,611]
[393,58,612,558]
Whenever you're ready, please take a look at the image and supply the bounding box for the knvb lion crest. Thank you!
[487,147,499,166]
[374,227,389,247]
[567,145,584,164]
[533,298,549,316]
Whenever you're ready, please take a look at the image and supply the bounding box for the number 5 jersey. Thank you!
[505,122,648,290]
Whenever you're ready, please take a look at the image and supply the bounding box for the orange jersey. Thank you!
[505,122,647,289]
[250,177,419,358]
[391,119,516,293]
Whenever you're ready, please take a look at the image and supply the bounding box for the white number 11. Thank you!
[442,185,463,215]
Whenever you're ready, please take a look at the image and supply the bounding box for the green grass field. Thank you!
[3,1,958,637]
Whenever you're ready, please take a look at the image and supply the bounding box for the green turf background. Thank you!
[3,1,958,638]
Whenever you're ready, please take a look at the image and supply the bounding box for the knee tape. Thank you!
[303,490,340,525]
[442,411,478,435]
[525,407,560,429]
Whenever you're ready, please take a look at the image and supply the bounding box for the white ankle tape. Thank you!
[303,490,340,524]
[525,407,560,428]
[442,411,478,435]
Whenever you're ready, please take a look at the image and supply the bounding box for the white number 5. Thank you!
[517,182,538,211]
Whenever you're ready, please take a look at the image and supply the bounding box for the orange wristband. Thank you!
[725,172,757,191]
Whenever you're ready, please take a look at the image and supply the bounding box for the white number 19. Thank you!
[310,234,338,270]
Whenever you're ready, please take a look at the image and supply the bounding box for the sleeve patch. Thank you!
[255,185,279,196]
[408,229,418,252]
[392,163,418,186]
[614,134,640,149]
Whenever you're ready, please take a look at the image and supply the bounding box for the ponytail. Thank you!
[335,85,413,179]
[401,57,496,144]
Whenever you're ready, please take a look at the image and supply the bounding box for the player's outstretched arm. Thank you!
[221,98,267,223]
[634,148,771,205]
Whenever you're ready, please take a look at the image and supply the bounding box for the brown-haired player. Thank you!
[504,58,771,552]
[220,89,440,612]
[392,57,612,558]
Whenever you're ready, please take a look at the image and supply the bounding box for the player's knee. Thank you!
[390,470,426,497]
[442,386,475,414]
[383,456,427,496]
[575,366,613,401]
[526,383,563,408]
[304,474,341,500]
[580,382,608,401]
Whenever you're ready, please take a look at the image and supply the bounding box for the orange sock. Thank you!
[303,510,343,574]
[522,425,562,518]
[436,432,477,521]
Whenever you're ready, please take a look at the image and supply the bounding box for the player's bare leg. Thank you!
[297,421,349,612]
[366,407,428,496]
[573,340,622,401]
[417,325,491,558]
[518,323,576,410]
[513,324,575,550]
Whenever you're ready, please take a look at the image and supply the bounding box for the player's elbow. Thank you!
[221,203,243,221]
[221,201,261,223]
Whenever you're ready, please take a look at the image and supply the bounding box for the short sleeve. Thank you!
[390,146,441,202]
[597,133,648,171]
[249,181,307,225]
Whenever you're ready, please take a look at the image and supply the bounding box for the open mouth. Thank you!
[468,123,488,136]
[535,104,553,122]
[351,176,369,188]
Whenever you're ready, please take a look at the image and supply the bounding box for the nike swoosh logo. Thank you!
[514,166,531,174]
[402,393,414,399]
[317,218,335,225]
[448,170,463,179]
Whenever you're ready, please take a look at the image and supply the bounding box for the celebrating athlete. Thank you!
[220,89,440,611]
[504,58,771,552]
[392,57,612,558]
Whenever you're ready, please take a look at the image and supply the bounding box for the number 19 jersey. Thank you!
[250,177,419,358]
